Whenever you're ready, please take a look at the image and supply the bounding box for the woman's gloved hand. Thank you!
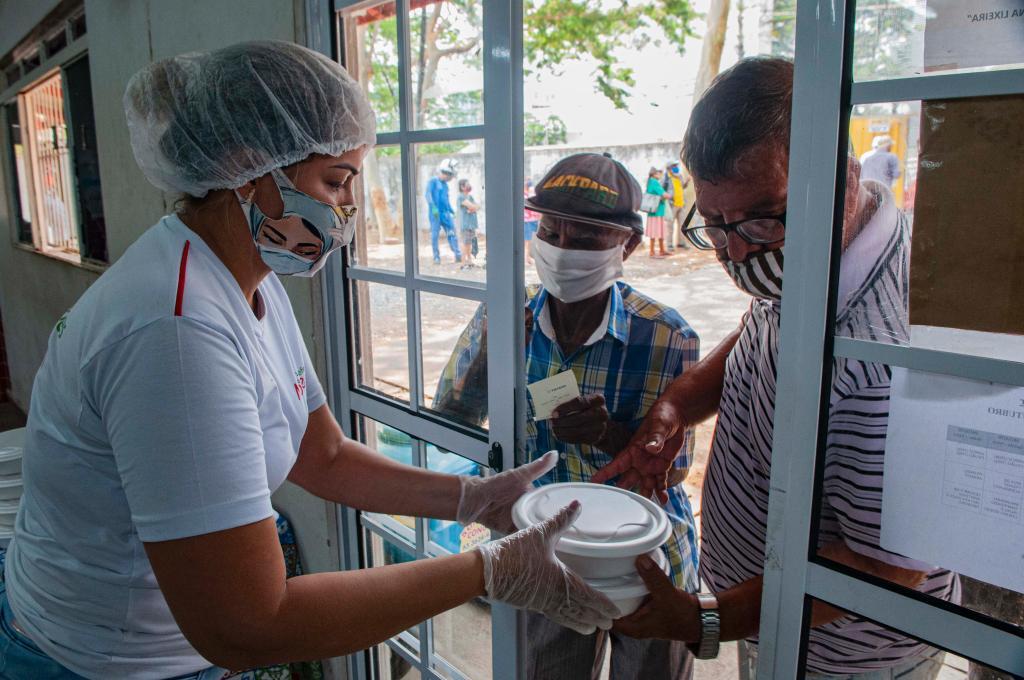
[477,501,618,635]
[457,450,558,534]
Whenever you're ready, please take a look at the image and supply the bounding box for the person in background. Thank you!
[595,57,957,680]
[663,161,691,250]
[859,134,902,189]
[524,178,541,264]
[0,41,616,680]
[426,158,461,265]
[435,153,700,680]
[645,167,669,258]
[457,178,480,269]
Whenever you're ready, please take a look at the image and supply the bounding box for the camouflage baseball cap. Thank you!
[526,152,643,234]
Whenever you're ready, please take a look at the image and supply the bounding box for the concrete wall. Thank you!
[0,2,343,676]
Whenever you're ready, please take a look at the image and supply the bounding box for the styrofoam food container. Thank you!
[588,548,669,617]
[0,447,21,476]
[0,475,21,501]
[512,482,671,579]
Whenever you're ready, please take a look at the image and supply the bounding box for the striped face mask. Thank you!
[722,249,784,300]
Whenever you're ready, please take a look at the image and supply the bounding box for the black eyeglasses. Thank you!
[680,204,786,250]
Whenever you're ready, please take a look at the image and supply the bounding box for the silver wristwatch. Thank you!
[686,592,721,659]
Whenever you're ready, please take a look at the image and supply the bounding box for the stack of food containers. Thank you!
[512,481,673,617]
[0,446,22,542]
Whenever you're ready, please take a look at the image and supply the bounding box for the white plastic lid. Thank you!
[586,549,669,598]
[512,482,671,558]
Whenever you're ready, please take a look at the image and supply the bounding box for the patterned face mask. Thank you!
[237,168,356,278]
[721,249,784,300]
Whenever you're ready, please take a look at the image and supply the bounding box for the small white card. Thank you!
[528,371,581,420]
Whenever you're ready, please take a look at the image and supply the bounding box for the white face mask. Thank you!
[532,237,624,303]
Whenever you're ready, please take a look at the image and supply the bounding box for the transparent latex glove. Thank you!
[477,501,619,635]
[457,450,558,534]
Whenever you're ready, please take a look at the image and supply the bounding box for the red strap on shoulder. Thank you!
[174,240,191,317]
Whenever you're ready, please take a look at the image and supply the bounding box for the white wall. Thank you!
[0,0,64,56]
[0,3,343,676]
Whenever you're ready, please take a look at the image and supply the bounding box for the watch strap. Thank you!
[686,592,721,659]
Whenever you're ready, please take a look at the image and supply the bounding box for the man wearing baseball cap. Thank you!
[434,153,700,679]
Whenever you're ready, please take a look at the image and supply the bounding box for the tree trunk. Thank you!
[736,0,746,59]
[355,21,396,244]
[363,148,397,243]
[416,3,444,127]
[692,0,732,105]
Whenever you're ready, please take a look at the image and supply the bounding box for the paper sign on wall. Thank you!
[880,366,1024,594]
[925,0,1024,72]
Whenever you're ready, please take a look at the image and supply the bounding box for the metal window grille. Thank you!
[21,71,79,254]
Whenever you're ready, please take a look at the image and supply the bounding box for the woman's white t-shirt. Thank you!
[5,215,326,679]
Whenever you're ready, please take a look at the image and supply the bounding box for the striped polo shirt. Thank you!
[700,184,959,674]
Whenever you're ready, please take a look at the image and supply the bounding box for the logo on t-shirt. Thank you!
[294,367,306,401]
[55,311,69,338]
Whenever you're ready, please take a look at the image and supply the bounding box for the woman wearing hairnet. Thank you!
[1,41,615,679]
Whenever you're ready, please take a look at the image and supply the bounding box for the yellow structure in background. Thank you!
[850,115,910,208]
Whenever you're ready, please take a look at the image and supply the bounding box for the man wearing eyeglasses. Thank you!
[593,57,958,679]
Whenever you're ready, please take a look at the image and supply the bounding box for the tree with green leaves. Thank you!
[524,0,698,110]
[524,113,568,146]
[352,0,699,242]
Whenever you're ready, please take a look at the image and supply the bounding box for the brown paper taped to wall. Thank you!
[910,95,1024,336]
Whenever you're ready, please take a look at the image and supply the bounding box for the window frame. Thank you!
[318,1,526,679]
[20,67,80,256]
[1,16,106,268]
[756,0,1024,676]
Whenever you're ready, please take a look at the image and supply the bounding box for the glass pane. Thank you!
[344,2,399,134]
[424,445,487,555]
[64,56,107,263]
[807,362,1024,632]
[353,144,405,271]
[4,102,33,243]
[358,417,418,538]
[835,97,1024,357]
[852,0,1024,81]
[353,281,410,402]
[415,142,486,281]
[366,525,416,569]
[432,600,492,680]
[522,0,786,176]
[796,599,994,678]
[408,0,482,130]
[22,71,78,255]
[364,532,424,652]
[420,292,487,430]
[376,642,421,680]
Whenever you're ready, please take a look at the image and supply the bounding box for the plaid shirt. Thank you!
[435,282,700,590]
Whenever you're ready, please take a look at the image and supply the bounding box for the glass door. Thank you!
[324,2,525,679]
[758,0,1024,677]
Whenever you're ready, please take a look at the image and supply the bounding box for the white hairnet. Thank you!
[124,40,376,197]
